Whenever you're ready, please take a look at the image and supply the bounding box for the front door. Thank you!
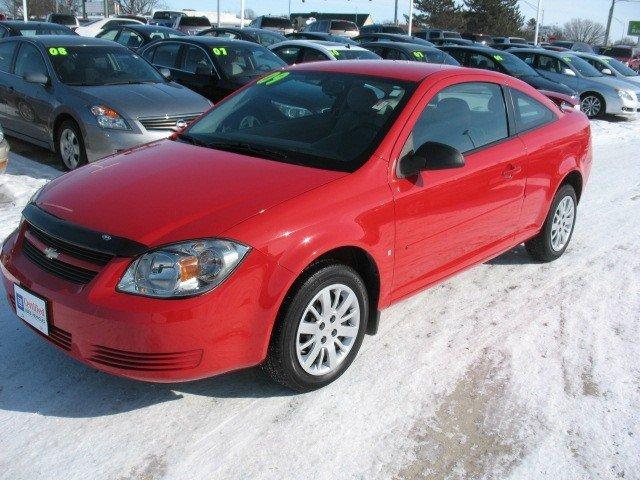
[390,80,527,299]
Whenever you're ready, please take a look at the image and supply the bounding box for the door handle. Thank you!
[501,164,521,179]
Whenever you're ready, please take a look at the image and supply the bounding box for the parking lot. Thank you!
[1,114,638,479]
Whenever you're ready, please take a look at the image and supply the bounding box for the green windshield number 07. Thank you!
[48,47,68,56]
[212,47,228,56]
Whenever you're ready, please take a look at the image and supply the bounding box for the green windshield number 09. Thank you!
[48,47,68,56]
[212,47,228,56]
[413,51,425,59]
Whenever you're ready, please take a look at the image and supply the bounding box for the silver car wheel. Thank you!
[581,95,601,118]
[550,195,575,252]
[296,284,360,376]
[60,128,80,170]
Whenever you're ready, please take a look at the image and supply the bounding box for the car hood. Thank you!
[586,75,636,92]
[67,82,211,119]
[35,140,347,247]
[520,74,577,96]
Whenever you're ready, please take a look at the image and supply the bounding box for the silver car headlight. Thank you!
[616,89,636,103]
[91,105,131,130]
[117,239,250,298]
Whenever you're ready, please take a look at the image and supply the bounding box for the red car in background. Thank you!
[1,62,592,392]
[599,45,639,69]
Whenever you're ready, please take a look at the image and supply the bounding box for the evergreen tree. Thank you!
[412,0,465,31]
[464,0,525,36]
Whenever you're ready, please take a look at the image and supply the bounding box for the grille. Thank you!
[139,113,201,131]
[27,224,113,266]
[89,345,203,371]
[22,238,98,284]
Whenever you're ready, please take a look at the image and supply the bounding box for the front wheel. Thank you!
[56,120,87,170]
[580,93,604,119]
[525,184,577,262]
[263,263,368,392]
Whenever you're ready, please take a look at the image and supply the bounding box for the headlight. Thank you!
[616,89,636,102]
[91,105,130,130]
[117,239,250,298]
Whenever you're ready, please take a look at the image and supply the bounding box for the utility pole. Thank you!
[533,0,541,45]
[604,0,616,46]
[82,0,87,19]
[394,0,398,25]
[240,0,245,29]
[217,0,221,27]
[104,0,109,18]
[22,0,27,21]
[408,0,413,35]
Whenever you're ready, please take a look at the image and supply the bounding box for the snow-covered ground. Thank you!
[0,118,638,480]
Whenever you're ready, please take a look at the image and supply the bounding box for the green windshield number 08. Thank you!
[48,47,68,56]
[212,47,228,56]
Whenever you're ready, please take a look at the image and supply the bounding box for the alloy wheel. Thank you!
[295,284,360,376]
[580,95,601,118]
[550,195,575,251]
[60,128,80,170]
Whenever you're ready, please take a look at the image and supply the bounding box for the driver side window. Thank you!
[409,82,509,154]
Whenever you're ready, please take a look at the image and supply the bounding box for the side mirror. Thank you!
[601,68,613,75]
[562,67,576,76]
[158,67,172,79]
[24,72,49,85]
[195,65,214,76]
[399,141,465,178]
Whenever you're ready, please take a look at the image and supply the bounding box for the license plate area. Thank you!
[14,284,49,335]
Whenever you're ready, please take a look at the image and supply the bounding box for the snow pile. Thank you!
[0,117,639,480]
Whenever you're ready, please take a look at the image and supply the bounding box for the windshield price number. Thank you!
[413,51,425,59]
[212,47,228,56]
[48,47,68,56]
[257,71,290,86]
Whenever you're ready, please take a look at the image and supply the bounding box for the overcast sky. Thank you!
[168,0,639,41]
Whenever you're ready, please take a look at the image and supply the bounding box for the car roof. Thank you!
[289,59,468,82]
[145,36,258,48]
[440,44,501,54]
[362,41,441,52]
[0,20,70,28]
[272,39,366,50]
[2,35,125,47]
[514,48,574,58]
[122,24,179,33]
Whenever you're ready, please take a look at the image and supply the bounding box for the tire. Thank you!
[525,184,577,262]
[263,263,369,392]
[580,93,605,119]
[56,119,87,170]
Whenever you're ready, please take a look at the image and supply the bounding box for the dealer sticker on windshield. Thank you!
[493,54,504,61]
[14,284,48,335]
[413,51,425,59]
[211,47,228,56]
[48,47,68,56]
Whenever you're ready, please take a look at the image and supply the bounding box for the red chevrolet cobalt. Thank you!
[1,62,591,391]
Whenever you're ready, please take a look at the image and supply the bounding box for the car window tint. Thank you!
[511,89,556,133]
[412,82,509,154]
[219,31,239,39]
[302,47,328,62]
[537,55,562,73]
[273,46,300,64]
[256,31,284,46]
[99,28,119,40]
[153,42,180,68]
[118,29,143,48]
[14,42,47,77]
[467,53,498,70]
[0,41,17,71]
[183,45,212,73]
[384,48,403,60]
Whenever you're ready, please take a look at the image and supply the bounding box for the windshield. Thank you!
[412,49,458,64]
[600,47,633,58]
[492,51,538,77]
[210,44,285,78]
[48,46,165,85]
[331,21,358,31]
[332,49,379,60]
[183,71,415,172]
[18,25,75,35]
[261,17,292,29]
[153,11,182,20]
[49,14,76,24]
[563,54,602,77]
[604,56,638,76]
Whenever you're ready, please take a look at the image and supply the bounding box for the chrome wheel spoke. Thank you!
[550,195,575,252]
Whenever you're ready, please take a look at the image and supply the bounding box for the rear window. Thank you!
[261,17,292,29]
[180,17,210,27]
[49,14,76,24]
[443,31,461,38]
[331,21,358,31]
[18,25,75,36]
[600,46,633,58]
[153,11,181,20]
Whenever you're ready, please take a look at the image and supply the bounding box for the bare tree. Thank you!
[114,0,165,15]
[614,37,638,46]
[562,18,605,44]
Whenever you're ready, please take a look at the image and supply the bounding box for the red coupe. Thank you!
[1,61,592,391]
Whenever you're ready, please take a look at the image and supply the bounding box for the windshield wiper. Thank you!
[207,141,290,160]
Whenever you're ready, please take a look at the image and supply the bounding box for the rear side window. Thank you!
[411,82,509,154]
[153,42,180,68]
[14,43,47,77]
[182,45,212,73]
[117,29,143,48]
[272,46,301,65]
[302,47,328,62]
[511,89,556,133]
[98,28,119,40]
[0,41,16,71]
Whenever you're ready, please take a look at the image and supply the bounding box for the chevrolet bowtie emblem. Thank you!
[43,247,59,260]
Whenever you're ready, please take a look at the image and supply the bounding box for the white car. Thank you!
[75,17,144,37]
[269,40,380,65]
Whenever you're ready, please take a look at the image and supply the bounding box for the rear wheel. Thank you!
[525,184,577,262]
[56,119,87,170]
[580,93,604,118]
[263,263,368,392]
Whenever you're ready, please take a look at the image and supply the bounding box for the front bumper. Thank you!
[1,227,292,382]
[604,94,638,118]
[82,125,170,163]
